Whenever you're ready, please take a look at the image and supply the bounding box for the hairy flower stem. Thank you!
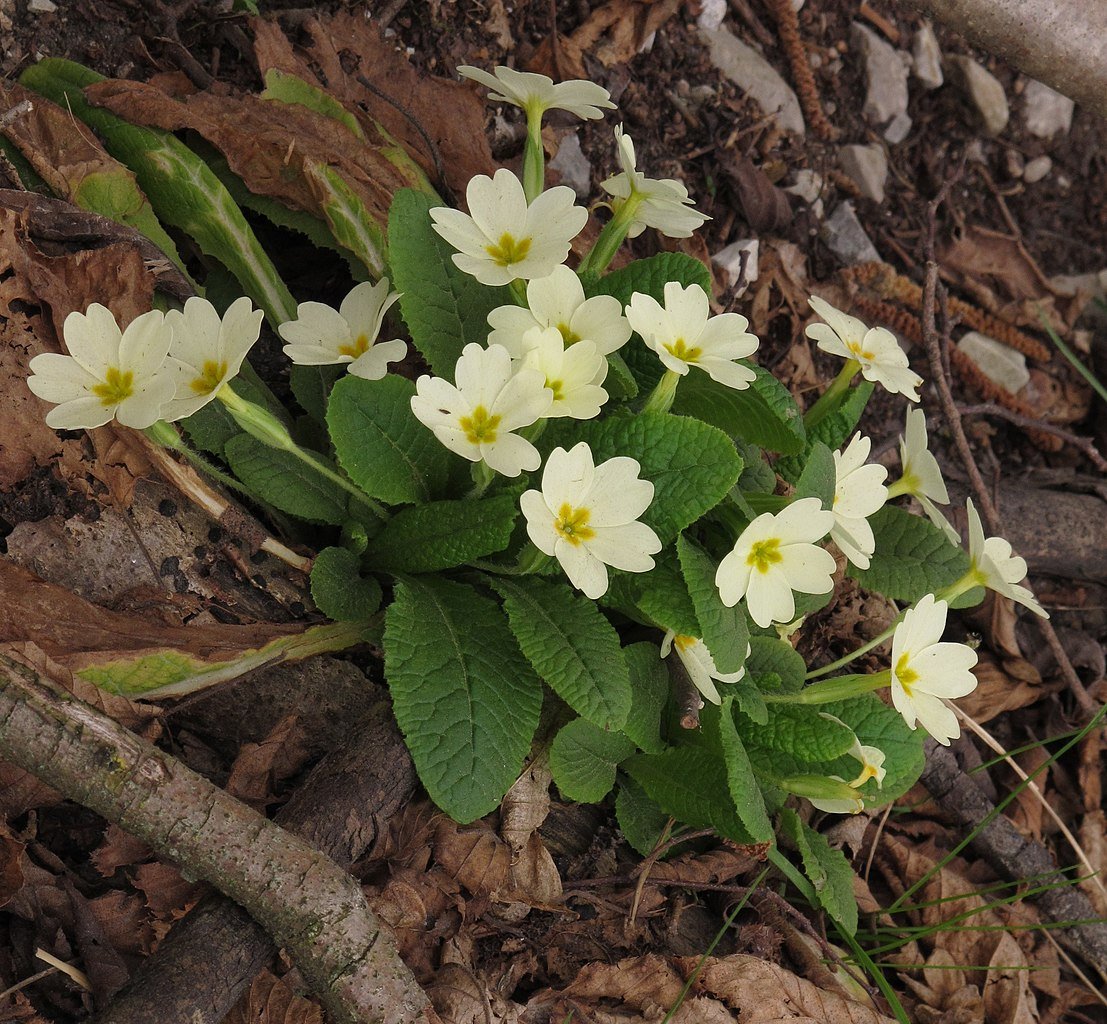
[803,359,862,429]
[522,109,545,203]
[467,459,496,499]
[764,670,891,705]
[577,193,643,278]
[509,278,528,305]
[144,421,251,497]
[216,386,386,520]
[641,369,681,415]
[805,620,900,679]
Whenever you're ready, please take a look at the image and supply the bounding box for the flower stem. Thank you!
[515,544,551,575]
[641,369,681,415]
[763,670,891,705]
[509,278,528,305]
[576,193,642,278]
[803,359,861,430]
[144,421,251,497]
[522,109,545,203]
[467,459,496,498]
[805,620,900,679]
[885,477,912,499]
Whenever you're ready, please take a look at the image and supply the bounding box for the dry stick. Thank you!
[93,698,419,1024]
[0,654,433,1024]
[957,403,1107,473]
[921,188,1098,718]
[918,738,1107,984]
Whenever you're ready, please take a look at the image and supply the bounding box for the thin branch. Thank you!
[956,402,1107,473]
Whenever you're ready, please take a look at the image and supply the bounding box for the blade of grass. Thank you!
[1038,306,1107,405]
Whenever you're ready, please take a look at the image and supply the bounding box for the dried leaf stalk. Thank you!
[763,0,837,141]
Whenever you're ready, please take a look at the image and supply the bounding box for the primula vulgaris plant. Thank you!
[27,63,1048,933]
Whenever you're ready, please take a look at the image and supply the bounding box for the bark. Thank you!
[0,652,432,1024]
[95,698,418,1024]
[919,739,1107,980]
[898,0,1107,121]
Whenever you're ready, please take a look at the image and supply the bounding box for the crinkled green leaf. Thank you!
[550,718,636,803]
[851,505,970,602]
[383,576,542,823]
[365,495,516,572]
[605,547,698,636]
[793,442,835,509]
[492,577,631,731]
[310,546,382,621]
[717,697,774,842]
[388,188,511,374]
[780,808,858,934]
[736,703,854,763]
[327,373,452,505]
[544,411,742,542]
[672,365,806,455]
[615,777,670,856]
[746,636,806,694]
[622,641,669,755]
[677,534,749,675]
[290,364,344,426]
[777,382,874,482]
[592,251,712,305]
[224,434,348,525]
[734,437,777,494]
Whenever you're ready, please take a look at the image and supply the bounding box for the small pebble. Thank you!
[911,22,943,89]
[1023,155,1052,183]
[28,0,57,11]
[711,238,759,295]
[821,201,882,265]
[946,55,1009,136]
[957,331,1029,393]
[1023,79,1075,138]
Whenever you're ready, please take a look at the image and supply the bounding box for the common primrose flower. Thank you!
[521,442,661,599]
[806,295,922,402]
[410,343,552,477]
[889,594,979,745]
[963,499,1047,617]
[278,279,407,381]
[487,265,631,357]
[819,714,887,790]
[519,327,609,420]
[27,304,175,430]
[602,127,710,239]
[829,433,889,570]
[458,65,615,121]
[894,408,955,538]
[161,296,263,422]
[661,633,750,706]
[715,498,837,628]
[625,282,759,390]
[430,168,587,287]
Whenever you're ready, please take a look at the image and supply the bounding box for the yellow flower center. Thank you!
[557,322,581,345]
[854,763,880,785]
[847,339,876,361]
[338,333,371,358]
[746,538,783,574]
[459,405,501,445]
[546,378,564,402]
[92,366,135,406]
[554,503,595,546]
[664,337,702,363]
[485,232,532,268]
[894,652,918,695]
[188,359,229,396]
[673,634,698,652]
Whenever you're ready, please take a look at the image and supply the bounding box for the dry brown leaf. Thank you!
[225,714,312,810]
[224,970,323,1024]
[130,861,203,923]
[648,845,766,885]
[499,762,562,915]
[0,823,25,908]
[553,953,686,1011]
[721,154,793,235]
[982,931,1038,1024]
[89,825,152,879]
[433,818,512,899]
[940,226,1053,310]
[572,0,684,68]
[88,890,156,959]
[955,654,1047,724]
[427,962,522,1024]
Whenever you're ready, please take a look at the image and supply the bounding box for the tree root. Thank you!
[0,652,433,1024]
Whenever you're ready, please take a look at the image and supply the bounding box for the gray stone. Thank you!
[712,238,759,295]
[1023,79,1074,138]
[27,0,56,12]
[851,22,910,126]
[549,131,591,198]
[946,55,1009,136]
[883,110,913,145]
[1023,155,1052,184]
[957,331,1029,393]
[838,143,888,203]
[911,22,943,89]
[701,27,805,135]
[786,168,824,204]
[695,0,727,32]
[821,201,881,265]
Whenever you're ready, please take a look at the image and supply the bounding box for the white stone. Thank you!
[957,331,1029,393]
[28,0,56,12]
[883,110,912,145]
[701,27,806,136]
[1023,79,1074,138]
[712,238,759,295]
[1023,155,1052,184]
[696,0,727,32]
[838,143,888,203]
[548,131,591,198]
[821,201,881,265]
[911,23,943,89]
[946,55,1009,136]
[851,23,910,126]
[786,168,824,204]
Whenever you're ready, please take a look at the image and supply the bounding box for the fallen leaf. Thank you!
[720,153,793,235]
[225,970,323,1024]
[225,714,312,811]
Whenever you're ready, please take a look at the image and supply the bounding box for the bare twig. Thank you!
[957,403,1107,472]
[0,653,432,1024]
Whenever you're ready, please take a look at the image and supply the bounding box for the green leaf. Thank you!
[545,411,742,542]
[604,350,639,400]
[850,505,970,602]
[383,576,543,823]
[290,364,344,426]
[307,161,387,278]
[591,252,712,306]
[492,577,631,731]
[716,697,774,842]
[780,808,858,934]
[736,704,854,763]
[677,534,749,675]
[223,434,349,524]
[549,718,636,803]
[614,547,699,636]
[793,442,835,509]
[364,496,516,572]
[622,642,670,754]
[327,374,452,505]
[388,188,511,374]
[615,778,670,856]
[746,636,806,694]
[624,747,755,843]
[672,365,806,455]
[731,683,769,725]
[310,547,382,621]
[734,438,776,494]
[261,68,364,138]
[777,382,873,482]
